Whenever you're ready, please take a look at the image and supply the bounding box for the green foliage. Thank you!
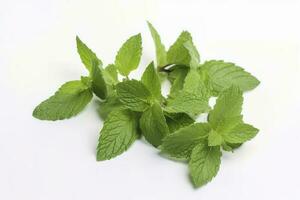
[189,143,222,187]
[97,109,139,161]
[140,103,169,147]
[116,80,152,112]
[115,34,142,76]
[147,21,167,67]
[33,80,92,120]
[33,22,260,188]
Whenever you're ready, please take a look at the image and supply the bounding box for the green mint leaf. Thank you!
[147,21,167,67]
[208,86,259,145]
[141,62,162,101]
[199,60,260,95]
[76,36,101,72]
[140,103,169,147]
[161,123,211,160]
[183,40,200,68]
[209,85,243,129]
[208,130,223,146]
[189,142,222,187]
[222,123,259,144]
[164,112,194,133]
[168,66,188,97]
[102,64,118,85]
[165,91,210,116]
[167,31,192,66]
[33,80,93,121]
[91,59,107,99]
[115,33,142,76]
[116,80,152,112]
[97,109,139,161]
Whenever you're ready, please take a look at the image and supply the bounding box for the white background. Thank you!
[1,0,300,199]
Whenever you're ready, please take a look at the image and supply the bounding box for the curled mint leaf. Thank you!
[140,102,169,147]
[91,59,107,99]
[76,36,102,72]
[147,21,167,67]
[141,62,162,101]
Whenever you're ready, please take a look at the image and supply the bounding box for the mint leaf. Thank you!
[147,21,167,67]
[164,112,194,133]
[115,34,142,76]
[140,103,169,147]
[165,91,210,116]
[209,85,243,129]
[33,80,93,120]
[199,60,260,95]
[91,59,107,99]
[102,64,118,85]
[97,109,139,161]
[76,36,101,72]
[208,86,259,145]
[141,62,162,101]
[116,80,152,112]
[222,123,259,144]
[167,31,192,66]
[189,142,222,187]
[161,123,211,160]
[183,40,200,68]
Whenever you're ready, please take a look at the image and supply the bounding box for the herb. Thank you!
[33,22,260,188]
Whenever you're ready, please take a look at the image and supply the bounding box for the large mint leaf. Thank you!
[33,80,92,120]
[147,21,167,67]
[141,62,162,101]
[199,60,260,95]
[161,123,211,160]
[115,34,142,76]
[116,80,152,112]
[189,142,222,187]
[167,31,192,66]
[97,109,139,161]
[140,103,169,147]
[76,36,101,72]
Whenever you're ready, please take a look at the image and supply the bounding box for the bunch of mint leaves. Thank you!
[33,22,260,188]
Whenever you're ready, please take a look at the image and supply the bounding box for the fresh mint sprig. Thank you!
[33,22,260,188]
